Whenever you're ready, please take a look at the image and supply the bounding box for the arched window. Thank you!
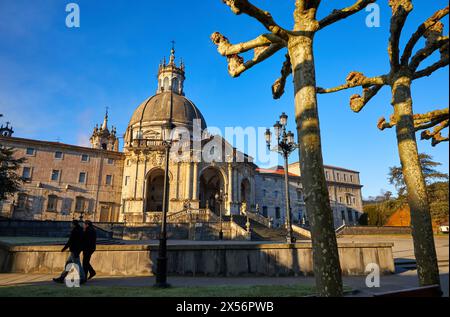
[163,77,170,91]
[172,77,179,92]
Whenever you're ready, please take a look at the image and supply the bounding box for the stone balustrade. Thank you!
[0,241,395,277]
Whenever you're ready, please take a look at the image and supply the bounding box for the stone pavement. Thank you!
[338,235,449,263]
[0,262,447,297]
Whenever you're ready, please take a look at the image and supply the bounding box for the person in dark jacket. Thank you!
[53,220,86,284]
[82,220,97,281]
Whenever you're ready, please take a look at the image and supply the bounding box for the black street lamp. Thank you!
[265,112,298,244]
[214,189,227,240]
[154,76,178,288]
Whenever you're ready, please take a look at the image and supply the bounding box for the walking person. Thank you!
[53,220,85,284]
[82,220,97,281]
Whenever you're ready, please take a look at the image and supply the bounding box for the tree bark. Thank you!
[289,35,343,297]
[392,72,441,287]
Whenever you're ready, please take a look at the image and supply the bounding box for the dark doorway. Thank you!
[199,167,224,215]
[145,169,165,212]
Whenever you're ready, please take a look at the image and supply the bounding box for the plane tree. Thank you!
[211,0,376,297]
[317,1,449,287]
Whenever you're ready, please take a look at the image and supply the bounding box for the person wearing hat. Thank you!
[53,220,85,284]
[82,220,97,281]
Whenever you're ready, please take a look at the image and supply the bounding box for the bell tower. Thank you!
[0,121,14,137]
[89,110,119,151]
[156,43,185,96]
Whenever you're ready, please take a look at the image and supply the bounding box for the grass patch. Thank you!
[0,284,317,297]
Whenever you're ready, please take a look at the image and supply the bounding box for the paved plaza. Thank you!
[0,235,448,297]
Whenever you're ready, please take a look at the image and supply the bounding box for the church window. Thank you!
[51,170,60,182]
[347,209,354,222]
[125,176,130,186]
[75,197,86,212]
[54,151,63,159]
[81,154,89,162]
[343,174,347,182]
[78,172,87,184]
[163,77,170,91]
[26,148,35,156]
[102,143,107,150]
[275,207,281,219]
[47,195,58,212]
[106,175,113,186]
[262,206,268,217]
[17,193,27,210]
[350,175,354,183]
[346,195,352,205]
[172,77,179,91]
[22,167,32,180]
[107,158,114,165]
[210,147,215,155]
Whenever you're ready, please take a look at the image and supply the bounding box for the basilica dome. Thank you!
[128,92,207,131]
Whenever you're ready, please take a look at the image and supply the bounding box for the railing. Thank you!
[291,224,312,239]
[242,210,272,228]
[142,208,220,224]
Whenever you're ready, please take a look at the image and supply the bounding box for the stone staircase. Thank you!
[225,215,310,241]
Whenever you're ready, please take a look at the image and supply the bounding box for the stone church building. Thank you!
[0,49,363,228]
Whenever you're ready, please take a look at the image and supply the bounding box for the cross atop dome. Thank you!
[157,43,185,96]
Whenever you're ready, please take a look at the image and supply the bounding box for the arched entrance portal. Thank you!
[199,167,225,215]
[145,169,165,212]
[240,178,251,204]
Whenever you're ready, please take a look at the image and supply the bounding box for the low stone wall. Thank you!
[0,220,112,239]
[338,226,412,236]
[0,242,395,277]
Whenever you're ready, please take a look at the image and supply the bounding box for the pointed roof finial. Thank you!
[102,107,109,130]
[169,40,176,64]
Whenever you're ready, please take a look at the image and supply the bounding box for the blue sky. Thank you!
[0,0,448,198]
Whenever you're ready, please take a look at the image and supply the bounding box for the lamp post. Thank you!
[265,112,298,244]
[214,190,226,240]
[154,74,178,288]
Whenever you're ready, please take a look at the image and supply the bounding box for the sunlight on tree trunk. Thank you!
[392,74,440,286]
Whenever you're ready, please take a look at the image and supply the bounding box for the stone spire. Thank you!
[0,121,14,137]
[101,109,109,131]
[89,109,118,151]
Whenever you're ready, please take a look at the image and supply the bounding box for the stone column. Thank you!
[192,162,198,201]
[227,163,233,214]
[185,162,191,200]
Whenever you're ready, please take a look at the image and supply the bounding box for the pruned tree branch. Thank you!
[401,5,450,66]
[409,35,449,71]
[414,53,449,79]
[223,43,284,77]
[211,32,285,56]
[317,72,387,112]
[317,72,387,94]
[318,0,376,30]
[222,0,289,40]
[272,54,292,99]
[350,85,383,113]
[377,108,449,132]
[388,0,413,71]
[431,132,449,147]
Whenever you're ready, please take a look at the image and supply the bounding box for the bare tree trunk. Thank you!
[289,35,343,297]
[392,73,441,287]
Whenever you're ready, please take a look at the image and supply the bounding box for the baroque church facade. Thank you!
[0,49,364,228]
